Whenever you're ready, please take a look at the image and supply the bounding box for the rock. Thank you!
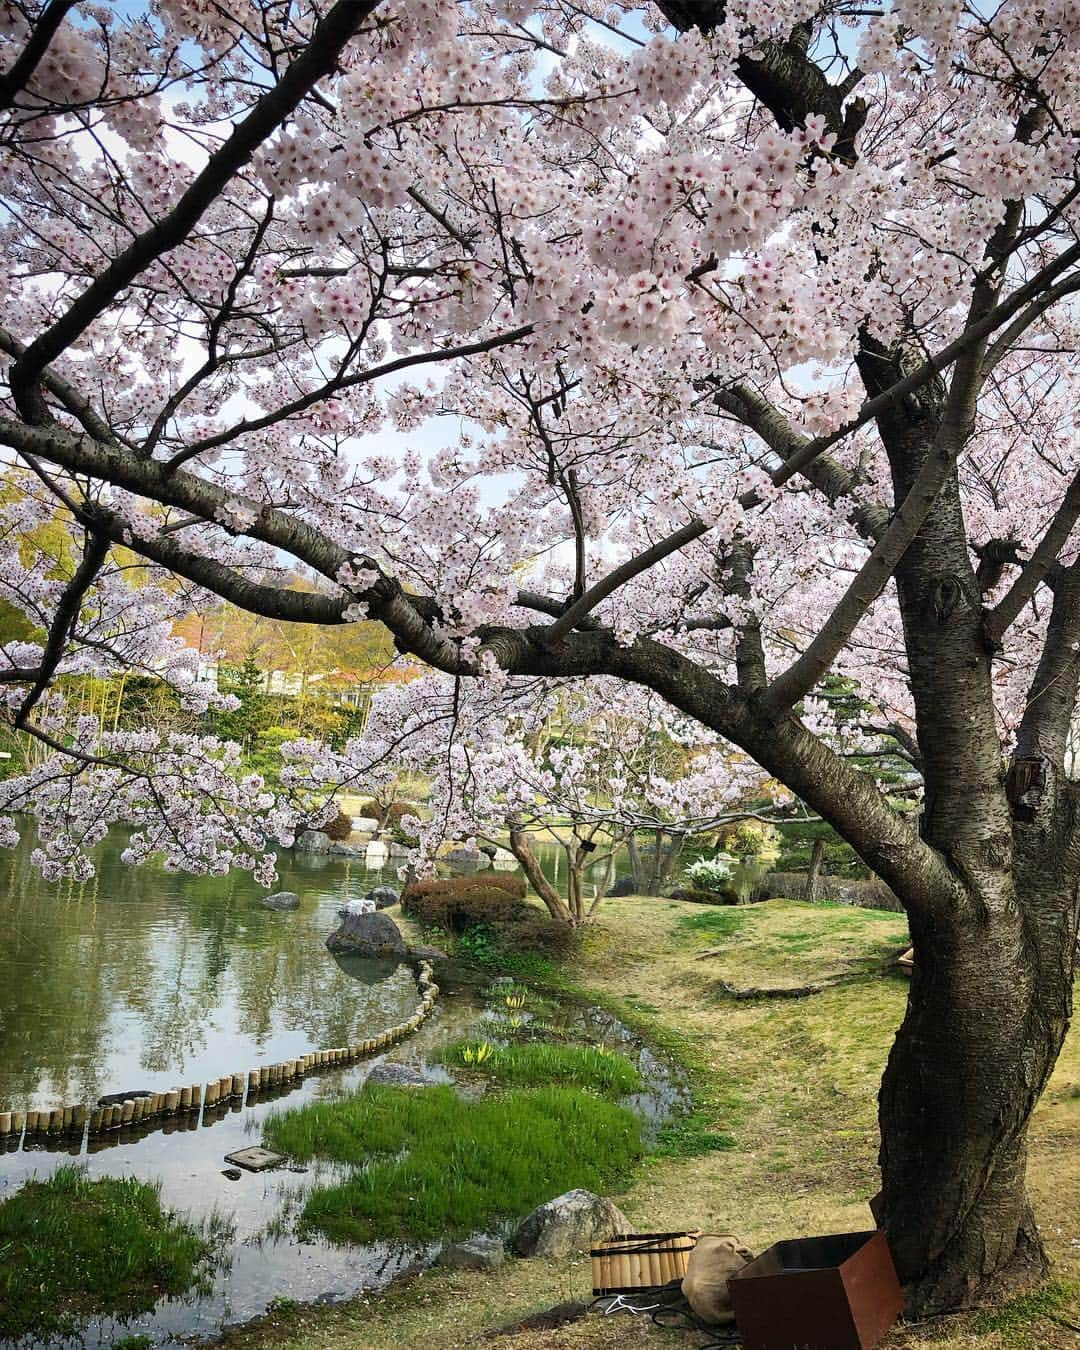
[446,846,484,866]
[325,909,407,958]
[605,876,636,898]
[221,1168,242,1181]
[352,816,380,833]
[366,1063,437,1088]
[438,1235,505,1271]
[365,885,399,909]
[388,842,411,858]
[295,829,332,853]
[512,1190,630,1259]
[327,841,363,857]
[491,846,517,869]
[97,1089,153,1106]
[407,943,449,961]
[261,891,300,911]
[337,897,375,918]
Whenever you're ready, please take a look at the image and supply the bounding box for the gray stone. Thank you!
[446,846,485,866]
[325,909,407,958]
[366,1063,436,1088]
[295,829,332,853]
[327,841,363,857]
[512,1190,630,1259]
[261,890,300,911]
[337,897,375,918]
[225,1146,285,1172]
[605,876,636,898]
[365,885,399,910]
[407,943,449,961]
[221,1168,242,1181]
[388,842,411,858]
[352,816,380,833]
[438,1235,505,1271]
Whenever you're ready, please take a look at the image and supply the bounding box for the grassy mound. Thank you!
[0,1165,228,1340]
[436,1040,643,1094]
[264,1083,641,1244]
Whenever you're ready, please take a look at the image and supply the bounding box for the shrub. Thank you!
[356,798,420,838]
[400,872,527,932]
[715,819,781,860]
[684,854,737,892]
[323,810,354,842]
[497,910,579,959]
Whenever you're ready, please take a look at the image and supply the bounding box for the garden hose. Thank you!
[591,1280,741,1347]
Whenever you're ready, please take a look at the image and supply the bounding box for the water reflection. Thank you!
[0,829,417,1112]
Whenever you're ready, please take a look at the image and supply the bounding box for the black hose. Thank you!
[590,1281,741,1347]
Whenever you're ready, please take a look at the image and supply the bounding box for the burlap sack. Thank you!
[681,1234,755,1325]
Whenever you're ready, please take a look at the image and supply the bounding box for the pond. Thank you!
[0,830,688,1348]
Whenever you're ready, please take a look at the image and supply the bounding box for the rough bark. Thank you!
[506,820,574,926]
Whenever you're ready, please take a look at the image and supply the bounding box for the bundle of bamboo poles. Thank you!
[591,1231,702,1295]
[0,960,440,1149]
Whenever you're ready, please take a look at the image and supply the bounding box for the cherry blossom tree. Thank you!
[1,0,1079,1315]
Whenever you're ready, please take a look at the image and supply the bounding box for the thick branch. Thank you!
[0,0,78,111]
[985,469,1080,648]
[764,431,958,713]
[541,518,709,646]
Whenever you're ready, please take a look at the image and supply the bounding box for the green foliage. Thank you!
[0,1166,229,1340]
[437,1039,642,1095]
[213,651,269,749]
[356,799,419,840]
[684,854,737,893]
[456,922,498,964]
[264,1084,642,1245]
[110,1337,153,1350]
[715,819,781,859]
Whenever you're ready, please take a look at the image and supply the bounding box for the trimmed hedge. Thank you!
[401,872,527,932]
[323,810,354,842]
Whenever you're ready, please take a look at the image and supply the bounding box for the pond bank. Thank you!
[210,896,1080,1350]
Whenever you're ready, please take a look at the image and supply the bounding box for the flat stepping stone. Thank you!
[224,1146,285,1172]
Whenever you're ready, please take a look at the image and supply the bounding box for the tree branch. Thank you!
[0,0,78,112]
[9,0,377,424]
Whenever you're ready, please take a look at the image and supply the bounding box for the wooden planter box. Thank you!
[728,1229,903,1350]
[591,1230,700,1294]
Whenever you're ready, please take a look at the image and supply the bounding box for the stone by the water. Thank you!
[325,909,407,958]
[512,1189,629,1258]
[337,897,375,918]
[261,891,300,911]
[438,1235,505,1271]
[407,943,449,961]
[225,1146,285,1172]
[365,885,399,909]
[97,1089,153,1106]
[295,829,332,853]
[221,1168,242,1181]
[366,1063,437,1088]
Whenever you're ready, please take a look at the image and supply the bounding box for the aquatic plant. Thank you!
[264,1084,641,1244]
[438,1039,642,1094]
[0,1166,230,1341]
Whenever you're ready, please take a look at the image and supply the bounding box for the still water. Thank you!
[0,830,686,1347]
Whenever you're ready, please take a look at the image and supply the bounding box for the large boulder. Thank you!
[261,891,300,911]
[337,897,375,918]
[512,1190,630,1259]
[352,816,381,833]
[295,829,332,853]
[327,841,363,857]
[365,885,399,909]
[325,909,407,958]
[605,876,637,898]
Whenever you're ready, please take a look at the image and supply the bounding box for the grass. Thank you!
[215,895,1080,1350]
[264,1083,642,1245]
[435,1040,643,1095]
[0,1165,229,1341]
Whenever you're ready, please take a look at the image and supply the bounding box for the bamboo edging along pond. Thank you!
[0,962,439,1153]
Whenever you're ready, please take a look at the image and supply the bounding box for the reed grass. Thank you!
[436,1039,642,1094]
[264,1084,641,1244]
[0,1165,230,1340]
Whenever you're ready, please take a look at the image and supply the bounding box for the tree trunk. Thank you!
[803,837,825,900]
[506,821,574,925]
[877,869,1077,1314]
[627,834,647,893]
